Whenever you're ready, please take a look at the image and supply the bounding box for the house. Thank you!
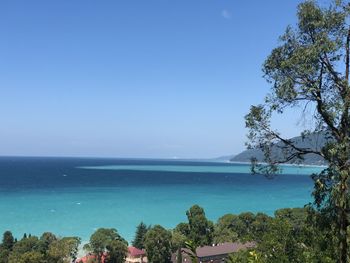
[76,253,106,263]
[125,246,147,263]
[171,242,256,263]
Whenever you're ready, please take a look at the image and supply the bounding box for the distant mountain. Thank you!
[230,133,329,165]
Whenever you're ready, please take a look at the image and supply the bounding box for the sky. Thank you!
[0,0,310,159]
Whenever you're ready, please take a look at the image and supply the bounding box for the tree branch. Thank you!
[258,123,324,158]
[346,27,350,82]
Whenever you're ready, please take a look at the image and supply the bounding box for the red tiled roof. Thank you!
[128,246,146,257]
[77,253,107,263]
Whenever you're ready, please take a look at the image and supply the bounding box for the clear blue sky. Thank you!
[1,0,306,158]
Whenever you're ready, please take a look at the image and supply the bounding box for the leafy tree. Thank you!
[61,237,81,262]
[84,228,127,263]
[237,212,255,240]
[226,250,257,263]
[105,239,128,263]
[186,205,214,246]
[171,230,187,252]
[213,226,237,244]
[8,251,45,263]
[176,248,182,263]
[216,214,249,240]
[39,232,57,256]
[0,249,10,263]
[275,208,307,226]
[0,231,80,263]
[183,240,198,263]
[250,213,273,242]
[2,231,14,251]
[245,0,350,261]
[47,237,81,263]
[7,236,43,263]
[0,231,15,263]
[132,222,148,249]
[174,222,190,237]
[255,219,306,263]
[171,230,187,263]
[304,209,338,262]
[10,236,40,256]
[144,225,171,263]
[275,208,308,236]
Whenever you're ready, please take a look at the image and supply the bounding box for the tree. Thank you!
[0,231,15,263]
[174,222,190,237]
[171,230,187,252]
[0,231,80,263]
[105,239,128,263]
[7,236,44,263]
[132,222,148,249]
[255,219,304,263]
[47,237,81,263]
[275,208,307,234]
[183,240,198,263]
[39,232,57,256]
[245,0,350,262]
[171,230,187,263]
[8,251,45,263]
[186,205,214,246]
[215,213,250,241]
[144,225,171,263]
[2,231,14,251]
[84,228,127,263]
[250,213,273,242]
[213,226,237,244]
[226,250,258,263]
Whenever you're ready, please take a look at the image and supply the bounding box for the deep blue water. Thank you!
[0,157,323,242]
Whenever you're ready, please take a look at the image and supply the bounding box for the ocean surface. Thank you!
[0,157,324,243]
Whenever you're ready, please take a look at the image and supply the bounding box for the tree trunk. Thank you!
[339,170,349,263]
[176,248,182,263]
[339,209,348,263]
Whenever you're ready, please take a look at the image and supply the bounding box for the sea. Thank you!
[0,156,324,243]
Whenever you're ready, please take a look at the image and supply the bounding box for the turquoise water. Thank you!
[0,157,324,243]
[80,163,322,175]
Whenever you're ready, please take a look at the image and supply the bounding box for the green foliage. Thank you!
[84,228,127,263]
[176,248,182,263]
[38,232,57,256]
[171,230,187,252]
[245,0,350,261]
[214,212,273,242]
[250,213,273,242]
[144,225,172,263]
[132,222,148,249]
[47,237,81,263]
[105,239,128,263]
[10,236,41,257]
[8,251,45,263]
[0,204,343,262]
[213,226,238,244]
[174,222,190,237]
[0,231,15,263]
[186,205,214,246]
[2,231,14,251]
[256,219,302,262]
[226,250,255,263]
[213,214,239,243]
[183,240,198,263]
[0,232,80,263]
